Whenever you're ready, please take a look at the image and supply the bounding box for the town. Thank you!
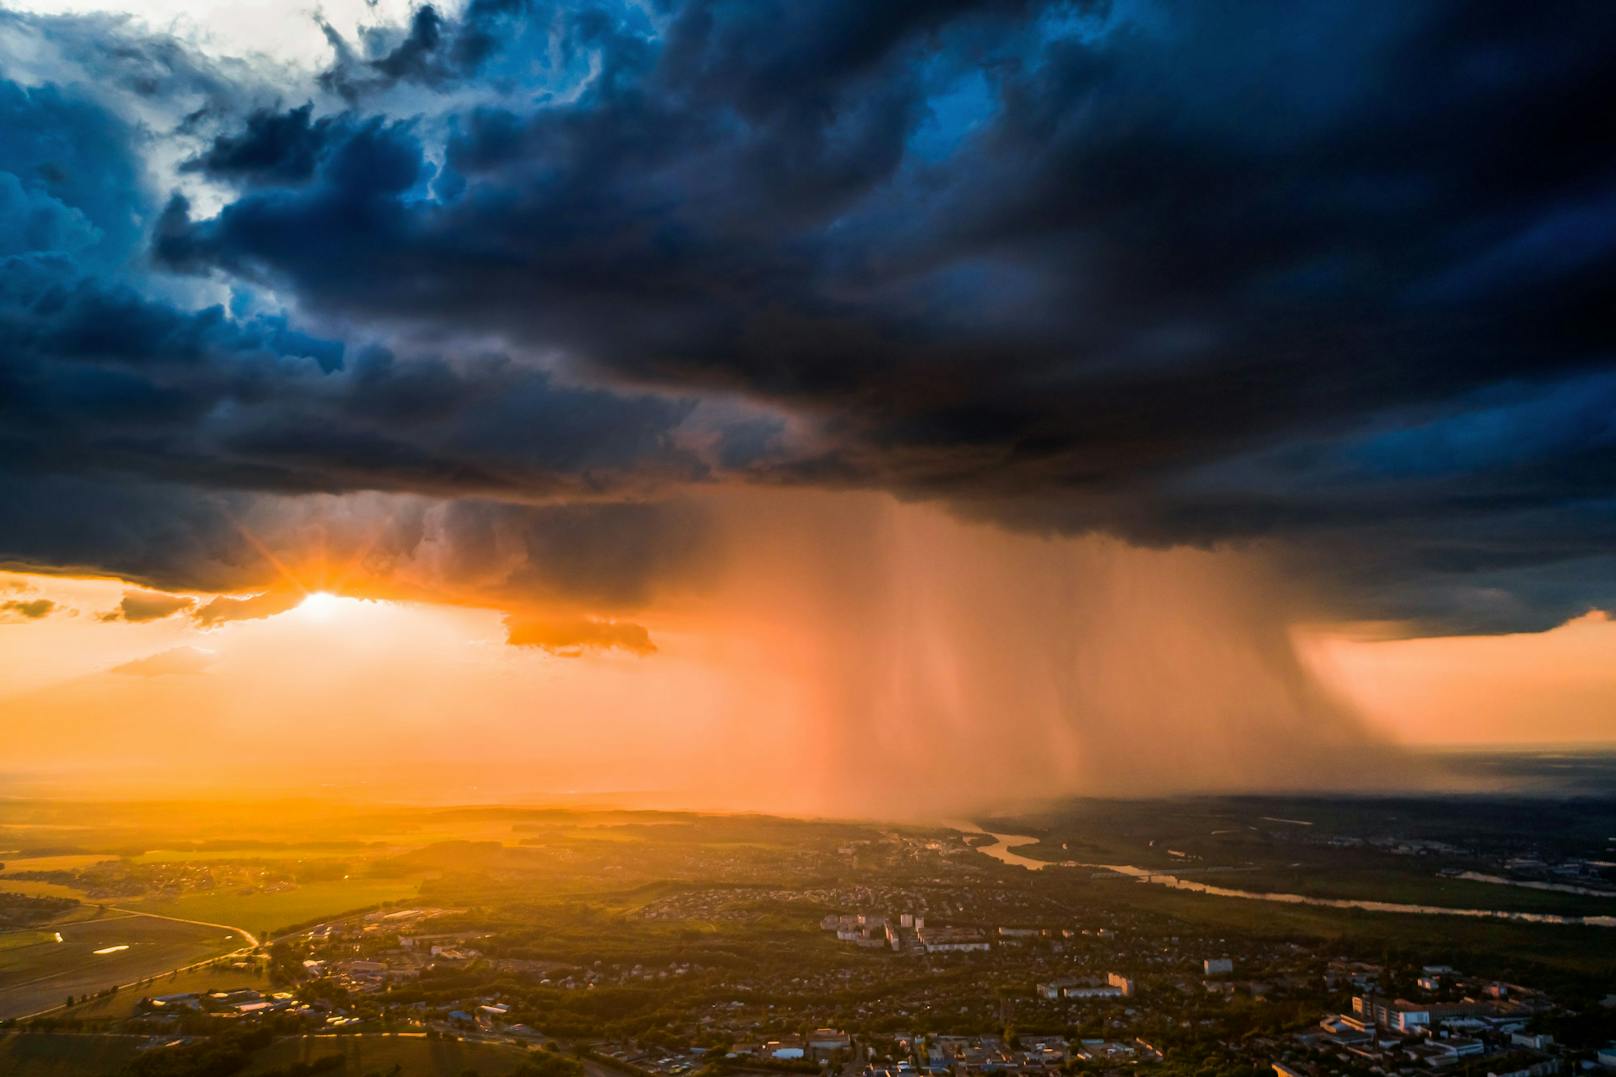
[3,798,1614,1077]
[15,893,1616,1077]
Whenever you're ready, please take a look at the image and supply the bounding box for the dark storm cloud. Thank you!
[98,590,196,623]
[0,72,708,505]
[5,1,1616,632]
[429,499,717,608]
[192,589,304,626]
[0,470,718,620]
[316,0,546,101]
[0,598,61,621]
[504,613,657,656]
[181,103,345,186]
[0,252,711,501]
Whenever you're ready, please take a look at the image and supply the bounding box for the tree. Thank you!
[514,1052,585,1077]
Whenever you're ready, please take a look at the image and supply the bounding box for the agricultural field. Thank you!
[0,1030,543,1077]
[129,877,426,938]
[0,929,65,952]
[63,961,270,1021]
[124,844,395,863]
[0,855,120,876]
[0,880,98,903]
[0,910,245,1021]
[983,792,1616,918]
[242,1033,541,1076]
[0,1031,142,1076]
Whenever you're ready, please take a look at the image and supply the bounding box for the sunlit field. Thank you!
[0,909,244,1020]
[0,1031,143,1076]
[241,1034,538,1076]
[129,880,427,940]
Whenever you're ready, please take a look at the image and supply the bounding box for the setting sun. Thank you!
[293,591,345,622]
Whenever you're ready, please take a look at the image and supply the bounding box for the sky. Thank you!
[1,1,1613,814]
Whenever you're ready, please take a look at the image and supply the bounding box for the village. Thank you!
[18,898,1606,1077]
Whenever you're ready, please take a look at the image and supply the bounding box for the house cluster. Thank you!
[822,912,1088,955]
[595,1042,707,1075]
[291,909,495,994]
[925,1034,1067,1072]
[1035,971,1136,1000]
[732,1028,855,1064]
[823,912,899,949]
[903,1033,1154,1074]
[821,911,995,953]
[137,986,360,1025]
[1287,968,1574,1077]
[917,924,991,953]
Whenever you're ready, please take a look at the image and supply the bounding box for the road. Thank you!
[108,905,259,948]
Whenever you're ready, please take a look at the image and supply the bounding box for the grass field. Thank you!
[0,1031,541,1077]
[1081,875,1616,981]
[0,880,96,902]
[127,845,398,863]
[0,855,119,875]
[1184,863,1616,917]
[0,929,63,952]
[0,1032,142,1076]
[990,795,1616,919]
[242,1033,539,1076]
[130,877,424,937]
[0,911,244,1021]
[65,961,270,1020]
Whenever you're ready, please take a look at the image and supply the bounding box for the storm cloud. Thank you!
[0,597,61,621]
[98,589,196,622]
[504,613,657,656]
[1,1,1615,633]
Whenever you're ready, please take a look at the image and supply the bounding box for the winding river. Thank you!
[952,823,1616,928]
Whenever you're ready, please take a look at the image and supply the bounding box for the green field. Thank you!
[0,880,96,903]
[0,911,243,1021]
[1179,862,1616,917]
[988,794,1616,919]
[126,845,398,863]
[0,855,120,875]
[130,877,424,937]
[0,929,63,952]
[0,1031,142,1076]
[1057,872,1616,984]
[0,1031,542,1077]
[242,1033,540,1076]
[65,961,270,1020]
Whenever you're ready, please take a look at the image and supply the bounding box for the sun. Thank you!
[296,591,343,621]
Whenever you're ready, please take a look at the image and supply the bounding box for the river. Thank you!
[951,822,1616,928]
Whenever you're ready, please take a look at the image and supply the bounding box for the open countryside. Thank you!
[0,909,246,1021]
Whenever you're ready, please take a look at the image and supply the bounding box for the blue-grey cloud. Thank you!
[2,1,1615,633]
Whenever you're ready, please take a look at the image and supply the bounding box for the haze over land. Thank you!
[0,490,1411,815]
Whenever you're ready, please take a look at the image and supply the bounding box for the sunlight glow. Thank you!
[295,591,344,622]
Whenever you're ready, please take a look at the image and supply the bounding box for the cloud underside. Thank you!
[99,589,195,622]
[504,614,656,657]
[0,1,1613,634]
[1,597,60,621]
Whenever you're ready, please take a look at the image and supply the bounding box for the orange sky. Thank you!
[1298,610,1616,747]
[2,491,1612,813]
